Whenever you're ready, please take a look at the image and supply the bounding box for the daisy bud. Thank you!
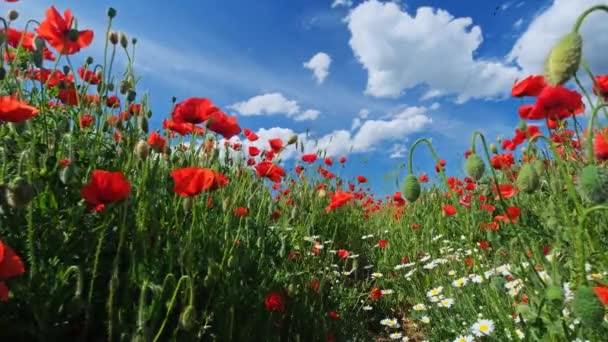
[465,153,485,181]
[119,32,129,48]
[6,177,35,208]
[179,305,197,332]
[490,143,498,154]
[544,32,582,86]
[107,7,117,18]
[402,174,421,203]
[516,163,540,193]
[572,286,605,327]
[108,31,119,45]
[134,140,150,160]
[287,134,298,145]
[576,164,608,204]
[7,9,19,21]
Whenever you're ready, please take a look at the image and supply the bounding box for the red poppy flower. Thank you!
[1,28,56,60]
[329,311,340,320]
[78,67,100,84]
[435,159,446,172]
[36,6,94,55]
[264,291,285,312]
[302,153,317,164]
[147,131,166,152]
[81,170,131,212]
[0,240,26,302]
[269,138,283,153]
[171,167,217,197]
[171,97,218,124]
[79,114,94,128]
[442,205,456,216]
[490,153,514,170]
[338,156,347,163]
[377,240,388,248]
[255,161,286,183]
[0,94,40,122]
[369,286,383,300]
[248,146,261,157]
[357,175,367,183]
[337,249,350,259]
[58,87,78,106]
[512,75,546,98]
[234,207,249,217]
[206,111,241,140]
[493,184,517,199]
[247,132,259,142]
[527,86,584,120]
[419,174,429,183]
[106,95,120,108]
[594,127,608,161]
[593,286,608,305]
[326,190,354,213]
[593,75,608,102]
[478,240,490,250]
[324,157,333,166]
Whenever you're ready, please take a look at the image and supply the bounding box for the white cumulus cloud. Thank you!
[346,0,523,102]
[303,52,332,84]
[229,93,320,121]
[331,0,353,8]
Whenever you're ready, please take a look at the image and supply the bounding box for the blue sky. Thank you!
[5,0,608,196]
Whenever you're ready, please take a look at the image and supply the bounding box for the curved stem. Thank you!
[471,131,507,208]
[576,205,608,286]
[573,5,608,33]
[407,138,449,189]
[63,265,83,297]
[152,275,193,342]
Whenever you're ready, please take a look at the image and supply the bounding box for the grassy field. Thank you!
[1,4,608,342]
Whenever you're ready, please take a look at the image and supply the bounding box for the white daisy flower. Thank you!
[429,295,443,303]
[447,270,457,276]
[390,333,403,340]
[471,319,495,337]
[404,269,416,279]
[420,254,431,262]
[427,286,443,297]
[371,272,383,279]
[420,316,430,324]
[471,275,484,283]
[437,297,454,308]
[453,335,474,342]
[413,304,426,311]
[452,277,468,288]
[381,289,394,295]
[564,282,573,302]
[363,305,373,311]
[380,318,400,328]
[515,329,525,340]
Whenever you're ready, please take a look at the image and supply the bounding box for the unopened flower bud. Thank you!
[127,90,136,102]
[119,80,130,94]
[107,82,115,92]
[8,9,19,21]
[137,116,149,133]
[544,32,582,86]
[465,153,485,181]
[85,56,94,65]
[119,32,129,49]
[108,31,119,45]
[516,163,540,193]
[134,140,150,160]
[107,7,117,19]
[0,67,6,81]
[179,305,197,332]
[573,286,604,327]
[402,174,421,203]
[577,164,608,204]
[131,37,138,45]
[490,143,498,154]
[6,177,35,208]
[287,134,298,145]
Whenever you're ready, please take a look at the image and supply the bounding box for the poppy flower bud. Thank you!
[182,197,194,212]
[545,285,564,304]
[60,163,78,184]
[6,177,35,208]
[317,189,327,197]
[107,7,117,19]
[127,90,136,102]
[132,37,138,45]
[577,164,608,204]
[465,153,485,181]
[108,31,119,45]
[516,163,539,194]
[8,9,19,21]
[544,32,582,86]
[119,80,130,94]
[402,174,421,203]
[106,82,115,92]
[119,32,129,49]
[63,65,71,75]
[518,120,527,132]
[137,116,149,133]
[134,140,150,160]
[573,286,605,327]
[533,160,545,176]
[179,305,197,332]
[0,67,6,81]
[490,143,498,154]
[287,134,298,145]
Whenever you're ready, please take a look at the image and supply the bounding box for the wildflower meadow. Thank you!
[2,2,608,341]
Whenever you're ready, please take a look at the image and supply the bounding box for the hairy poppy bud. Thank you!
[134,140,150,160]
[518,120,527,132]
[108,31,119,45]
[85,56,94,65]
[516,163,539,193]
[287,134,298,145]
[577,164,608,204]
[534,160,545,176]
[402,174,421,203]
[573,285,605,327]
[179,305,197,331]
[127,90,136,102]
[544,32,582,86]
[0,67,6,81]
[119,32,129,49]
[8,9,19,21]
[107,7,117,18]
[132,37,138,45]
[107,82,115,92]
[6,177,35,208]
[490,143,498,154]
[119,80,130,94]
[465,153,485,181]
[60,164,78,184]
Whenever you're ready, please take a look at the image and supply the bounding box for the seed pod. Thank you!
[317,189,327,198]
[6,177,35,208]
[576,164,608,204]
[544,32,582,86]
[7,9,19,21]
[287,134,298,145]
[119,80,130,94]
[465,153,485,181]
[490,143,498,154]
[572,285,605,327]
[516,163,540,193]
[137,116,149,134]
[119,32,129,48]
[127,90,136,102]
[179,305,197,332]
[107,7,117,18]
[108,31,119,45]
[402,174,421,203]
[134,140,150,160]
